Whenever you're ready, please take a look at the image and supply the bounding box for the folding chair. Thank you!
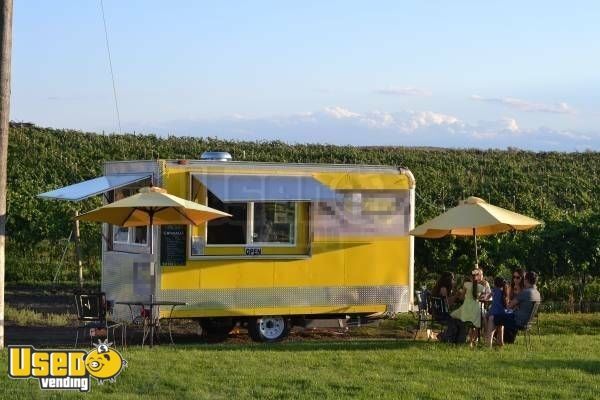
[413,290,432,340]
[429,296,450,321]
[74,292,123,347]
[430,296,452,334]
[518,301,541,351]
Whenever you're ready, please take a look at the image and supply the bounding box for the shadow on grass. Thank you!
[510,359,600,375]
[170,338,439,352]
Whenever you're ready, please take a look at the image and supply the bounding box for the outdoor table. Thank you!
[115,300,187,347]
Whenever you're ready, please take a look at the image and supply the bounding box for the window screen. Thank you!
[253,202,296,244]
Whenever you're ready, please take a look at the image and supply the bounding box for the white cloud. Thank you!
[405,111,460,130]
[504,118,520,133]
[556,130,591,141]
[124,106,598,151]
[321,106,361,119]
[471,95,576,114]
[375,87,432,97]
[471,117,521,139]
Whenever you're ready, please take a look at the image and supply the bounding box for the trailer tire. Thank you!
[248,316,290,342]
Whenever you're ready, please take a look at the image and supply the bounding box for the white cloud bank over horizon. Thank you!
[122,106,598,152]
[471,95,576,115]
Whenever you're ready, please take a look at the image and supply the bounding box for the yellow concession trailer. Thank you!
[40,152,415,342]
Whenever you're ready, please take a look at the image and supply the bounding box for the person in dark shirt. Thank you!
[487,271,541,347]
[431,271,457,307]
[508,268,525,301]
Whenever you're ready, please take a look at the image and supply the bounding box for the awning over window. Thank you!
[193,174,339,202]
[38,173,152,201]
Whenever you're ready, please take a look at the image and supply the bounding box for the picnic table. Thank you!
[115,299,187,347]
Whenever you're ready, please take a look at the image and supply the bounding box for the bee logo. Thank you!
[8,340,127,392]
[85,340,127,383]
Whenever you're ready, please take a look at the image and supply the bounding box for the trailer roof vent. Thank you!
[200,151,232,162]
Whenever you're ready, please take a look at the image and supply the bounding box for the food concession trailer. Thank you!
[40,152,416,342]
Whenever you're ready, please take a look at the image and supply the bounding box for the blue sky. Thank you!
[10,1,600,150]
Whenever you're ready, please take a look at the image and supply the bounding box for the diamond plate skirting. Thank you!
[158,285,409,313]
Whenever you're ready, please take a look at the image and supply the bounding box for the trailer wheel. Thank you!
[248,316,290,342]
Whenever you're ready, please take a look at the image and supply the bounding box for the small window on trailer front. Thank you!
[110,182,150,247]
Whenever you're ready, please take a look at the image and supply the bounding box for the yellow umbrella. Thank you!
[76,186,231,260]
[410,196,542,264]
[77,186,231,227]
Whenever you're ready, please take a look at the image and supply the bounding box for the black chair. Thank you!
[428,296,450,323]
[74,292,123,347]
[429,296,469,343]
[517,301,541,350]
[413,290,432,340]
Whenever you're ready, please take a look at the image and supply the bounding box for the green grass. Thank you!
[5,281,101,292]
[1,314,599,399]
[5,305,74,327]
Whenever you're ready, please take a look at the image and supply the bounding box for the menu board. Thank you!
[160,225,187,266]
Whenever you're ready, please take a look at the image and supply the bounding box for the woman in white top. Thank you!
[451,268,487,344]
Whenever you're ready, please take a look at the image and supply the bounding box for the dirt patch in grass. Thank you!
[5,285,600,348]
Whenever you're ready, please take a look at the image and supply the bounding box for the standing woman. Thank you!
[508,268,525,301]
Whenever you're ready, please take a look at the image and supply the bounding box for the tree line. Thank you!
[6,125,600,301]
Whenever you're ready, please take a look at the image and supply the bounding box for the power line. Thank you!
[99,0,122,134]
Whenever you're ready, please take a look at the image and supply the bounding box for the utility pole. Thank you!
[0,0,13,350]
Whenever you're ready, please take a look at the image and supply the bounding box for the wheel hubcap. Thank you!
[258,316,285,340]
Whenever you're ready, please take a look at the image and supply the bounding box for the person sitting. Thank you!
[485,276,510,347]
[488,271,541,346]
[475,266,492,331]
[508,268,525,301]
[475,264,492,297]
[431,272,457,308]
[450,268,486,345]
[429,272,456,341]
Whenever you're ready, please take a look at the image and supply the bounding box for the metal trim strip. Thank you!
[158,285,409,311]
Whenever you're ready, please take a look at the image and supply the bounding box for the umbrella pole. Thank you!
[473,227,478,267]
[149,212,153,257]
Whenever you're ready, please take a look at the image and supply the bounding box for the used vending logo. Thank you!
[8,340,127,392]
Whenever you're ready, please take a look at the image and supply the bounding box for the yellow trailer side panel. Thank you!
[162,237,408,288]
[157,164,411,317]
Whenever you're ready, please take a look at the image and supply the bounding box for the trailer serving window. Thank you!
[252,202,295,244]
[204,195,296,247]
[190,173,337,257]
[206,190,247,245]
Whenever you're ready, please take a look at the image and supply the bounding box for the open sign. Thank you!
[245,247,262,256]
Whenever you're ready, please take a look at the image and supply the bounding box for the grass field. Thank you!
[1,314,599,399]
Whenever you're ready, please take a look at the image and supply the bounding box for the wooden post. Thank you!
[74,210,83,288]
[0,0,13,350]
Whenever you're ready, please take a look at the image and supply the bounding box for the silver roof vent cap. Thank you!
[200,151,232,161]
